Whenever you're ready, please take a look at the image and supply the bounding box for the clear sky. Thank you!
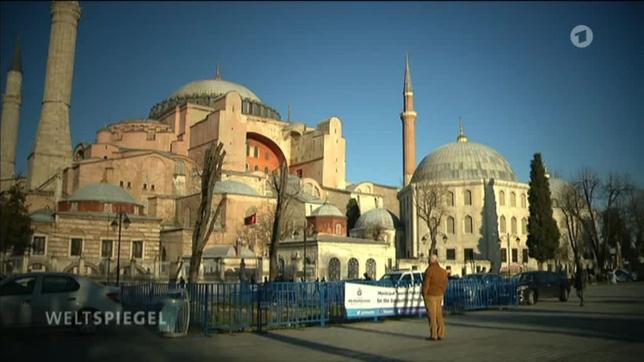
[1,1,643,187]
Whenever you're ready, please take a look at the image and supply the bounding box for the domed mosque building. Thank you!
[396,55,547,276]
[7,4,402,281]
[5,3,568,280]
[398,123,535,276]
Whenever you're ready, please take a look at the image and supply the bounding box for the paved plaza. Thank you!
[3,283,644,362]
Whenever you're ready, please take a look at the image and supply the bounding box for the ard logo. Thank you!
[357,288,362,297]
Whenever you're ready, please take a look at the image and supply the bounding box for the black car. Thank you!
[515,271,570,305]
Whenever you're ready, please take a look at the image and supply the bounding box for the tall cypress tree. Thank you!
[346,198,361,235]
[527,153,560,269]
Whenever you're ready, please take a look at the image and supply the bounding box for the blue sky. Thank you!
[1,1,643,187]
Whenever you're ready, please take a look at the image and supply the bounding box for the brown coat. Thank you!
[422,262,448,297]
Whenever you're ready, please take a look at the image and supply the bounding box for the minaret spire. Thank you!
[400,53,417,187]
[0,37,23,183]
[404,52,413,94]
[9,37,22,73]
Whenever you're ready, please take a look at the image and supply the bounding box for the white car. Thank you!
[0,272,122,333]
[379,270,424,287]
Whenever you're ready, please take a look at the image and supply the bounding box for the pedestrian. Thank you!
[422,254,448,341]
[363,272,372,281]
[179,276,186,289]
[574,267,588,306]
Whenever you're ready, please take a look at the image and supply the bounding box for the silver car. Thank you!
[0,272,122,333]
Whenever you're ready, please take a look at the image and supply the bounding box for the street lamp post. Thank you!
[105,257,112,284]
[111,210,131,285]
[303,223,307,281]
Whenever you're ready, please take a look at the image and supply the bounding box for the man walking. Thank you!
[422,254,448,341]
[574,266,588,306]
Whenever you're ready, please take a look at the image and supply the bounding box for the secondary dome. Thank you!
[411,126,516,183]
[171,79,262,103]
[354,208,398,230]
[67,183,138,204]
[311,204,344,217]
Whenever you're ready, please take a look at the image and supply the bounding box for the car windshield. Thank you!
[380,274,402,283]
[518,273,534,282]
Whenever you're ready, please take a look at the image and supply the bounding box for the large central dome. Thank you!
[171,78,262,103]
[149,70,282,120]
[411,128,517,183]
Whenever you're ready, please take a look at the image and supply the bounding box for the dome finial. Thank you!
[215,64,221,80]
[288,105,292,122]
[457,117,468,143]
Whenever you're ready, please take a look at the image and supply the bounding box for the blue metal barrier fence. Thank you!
[120,278,518,335]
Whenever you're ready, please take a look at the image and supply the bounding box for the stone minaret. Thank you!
[0,40,23,181]
[400,54,417,186]
[27,1,81,190]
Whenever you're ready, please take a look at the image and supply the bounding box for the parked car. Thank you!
[379,270,424,288]
[515,271,570,305]
[0,272,122,333]
[614,269,638,282]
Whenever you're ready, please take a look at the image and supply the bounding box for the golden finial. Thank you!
[457,117,468,143]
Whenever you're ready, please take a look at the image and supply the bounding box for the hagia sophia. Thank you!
[0,1,574,281]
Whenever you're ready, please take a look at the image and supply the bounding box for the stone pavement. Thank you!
[3,283,644,362]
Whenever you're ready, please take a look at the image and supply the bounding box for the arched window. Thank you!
[464,215,473,233]
[328,258,341,281]
[521,194,527,208]
[447,191,454,206]
[499,191,505,206]
[522,218,528,235]
[447,216,455,234]
[500,215,506,233]
[348,258,359,279]
[464,190,472,206]
[366,259,376,279]
[510,192,516,207]
[511,217,517,234]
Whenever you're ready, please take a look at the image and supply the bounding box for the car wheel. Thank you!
[559,288,569,302]
[76,308,98,335]
[526,290,536,305]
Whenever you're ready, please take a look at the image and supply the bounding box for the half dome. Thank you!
[213,180,259,196]
[67,183,138,205]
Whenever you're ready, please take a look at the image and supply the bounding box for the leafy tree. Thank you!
[345,198,361,235]
[0,183,33,260]
[527,153,560,269]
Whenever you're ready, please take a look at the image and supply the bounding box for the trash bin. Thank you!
[157,288,190,337]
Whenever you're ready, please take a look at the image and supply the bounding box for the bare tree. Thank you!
[558,182,587,304]
[236,203,303,257]
[268,162,301,281]
[188,142,226,282]
[575,169,603,273]
[601,173,631,270]
[414,181,449,258]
